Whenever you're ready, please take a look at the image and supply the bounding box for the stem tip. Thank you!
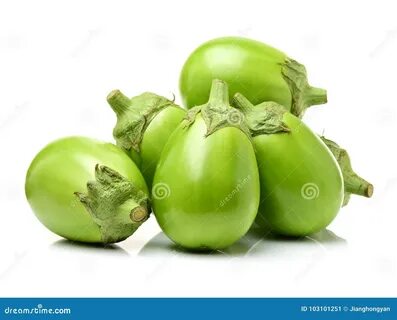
[366,184,374,198]
[107,89,131,115]
[130,207,148,222]
[107,89,121,101]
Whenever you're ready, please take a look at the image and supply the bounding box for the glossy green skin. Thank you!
[254,113,344,236]
[180,37,291,109]
[26,137,148,243]
[138,106,186,189]
[153,114,260,250]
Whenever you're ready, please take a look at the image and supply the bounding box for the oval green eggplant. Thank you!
[152,80,260,250]
[25,137,149,244]
[232,94,343,237]
[107,90,186,188]
[180,36,327,118]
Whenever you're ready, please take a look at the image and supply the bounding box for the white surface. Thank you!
[0,0,396,297]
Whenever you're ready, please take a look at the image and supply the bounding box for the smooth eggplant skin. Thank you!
[180,37,291,109]
[254,113,344,236]
[140,106,186,189]
[25,137,148,243]
[152,114,260,250]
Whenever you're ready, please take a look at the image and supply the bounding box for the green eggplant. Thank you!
[107,90,186,188]
[321,137,373,206]
[25,137,149,244]
[180,36,327,118]
[232,94,343,237]
[152,80,260,250]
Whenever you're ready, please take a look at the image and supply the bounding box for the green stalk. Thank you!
[207,79,229,107]
[282,58,327,118]
[107,89,177,152]
[232,93,254,113]
[321,137,373,206]
[232,93,290,136]
[75,164,150,243]
[196,79,250,137]
[304,86,328,107]
[107,90,131,116]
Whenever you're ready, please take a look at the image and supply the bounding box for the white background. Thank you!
[0,0,396,297]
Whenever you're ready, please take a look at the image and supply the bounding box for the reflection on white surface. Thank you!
[133,228,349,296]
[51,239,129,256]
[139,228,347,258]
[1,217,395,297]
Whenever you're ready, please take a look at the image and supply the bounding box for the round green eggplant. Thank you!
[180,36,327,118]
[107,90,186,188]
[25,137,149,244]
[152,80,260,250]
[232,94,343,237]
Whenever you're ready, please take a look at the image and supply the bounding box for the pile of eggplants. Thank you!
[25,37,373,250]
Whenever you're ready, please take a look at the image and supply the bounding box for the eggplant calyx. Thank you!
[282,58,327,118]
[74,164,150,244]
[183,105,202,128]
[321,137,374,206]
[199,79,250,137]
[232,93,290,136]
[107,90,180,152]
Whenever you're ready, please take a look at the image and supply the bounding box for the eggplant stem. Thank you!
[304,86,328,106]
[107,89,131,116]
[208,79,229,106]
[321,136,374,203]
[345,174,374,198]
[232,93,254,112]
